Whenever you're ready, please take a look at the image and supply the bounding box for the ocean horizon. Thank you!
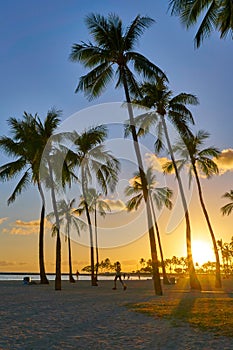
[0,272,150,282]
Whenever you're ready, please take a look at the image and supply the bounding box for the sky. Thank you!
[0,0,232,273]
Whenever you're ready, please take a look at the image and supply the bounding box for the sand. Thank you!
[0,277,233,349]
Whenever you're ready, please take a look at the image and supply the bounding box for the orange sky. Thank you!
[0,157,232,273]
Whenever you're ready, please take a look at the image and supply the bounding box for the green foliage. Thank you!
[221,190,233,216]
[168,0,233,48]
[70,13,167,100]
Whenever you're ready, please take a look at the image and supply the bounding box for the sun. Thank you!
[192,240,215,266]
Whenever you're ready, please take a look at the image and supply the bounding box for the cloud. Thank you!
[3,219,41,235]
[145,153,174,173]
[214,149,233,174]
[15,220,40,227]
[146,149,233,177]
[2,218,53,236]
[103,199,126,211]
[0,217,8,225]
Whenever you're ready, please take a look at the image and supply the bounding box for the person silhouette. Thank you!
[112,261,127,290]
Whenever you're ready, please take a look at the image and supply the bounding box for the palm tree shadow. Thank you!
[170,293,199,325]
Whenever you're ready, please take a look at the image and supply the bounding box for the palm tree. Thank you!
[131,78,201,290]
[35,109,65,290]
[70,13,167,295]
[48,198,86,283]
[125,166,173,284]
[221,190,233,216]
[77,188,111,280]
[139,257,147,270]
[168,0,233,48]
[66,125,119,286]
[0,112,51,284]
[164,130,222,287]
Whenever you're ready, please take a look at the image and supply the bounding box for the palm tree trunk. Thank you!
[81,169,97,286]
[38,182,49,284]
[192,164,222,288]
[94,206,99,281]
[122,72,162,295]
[48,160,61,291]
[149,193,170,284]
[160,116,201,290]
[67,225,75,283]
[85,203,96,286]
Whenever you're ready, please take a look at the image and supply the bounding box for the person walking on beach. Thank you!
[112,261,127,290]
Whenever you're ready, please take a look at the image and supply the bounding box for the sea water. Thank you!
[0,273,149,281]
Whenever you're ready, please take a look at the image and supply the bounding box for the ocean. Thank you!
[0,273,149,282]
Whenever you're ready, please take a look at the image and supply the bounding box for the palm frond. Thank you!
[73,46,107,68]
[198,157,219,177]
[221,202,233,216]
[126,193,143,211]
[163,160,175,174]
[124,111,158,138]
[218,0,233,39]
[85,13,112,47]
[124,15,155,50]
[76,63,114,99]
[7,171,31,205]
[127,52,167,81]
[170,92,199,106]
[152,187,173,210]
[194,1,219,48]
[198,147,220,159]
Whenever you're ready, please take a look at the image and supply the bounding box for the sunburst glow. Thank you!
[192,240,215,266]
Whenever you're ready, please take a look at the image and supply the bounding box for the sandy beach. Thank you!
[1,277,233,350]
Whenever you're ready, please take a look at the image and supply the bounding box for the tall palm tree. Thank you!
[125,166,173,284]
[221,190,233,216]
[77,188,111,280]
[164,130,222,287]
[131,78,202,290]
[168,0,233,48]
[48,198,85,283]
[0,112,51,284]
[34,109,64,290]
[70,13,167,295]
[66,125,119,286]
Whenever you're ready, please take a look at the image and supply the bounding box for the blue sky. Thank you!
[0,1,232,271]
[1,0,232,149]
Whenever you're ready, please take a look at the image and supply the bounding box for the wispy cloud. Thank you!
[103,199,126,211]
[214,149,233,174]
[2,219,51,236]
[145,153,170,172]
[0,217,8,225]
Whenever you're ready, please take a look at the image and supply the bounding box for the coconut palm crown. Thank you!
[70,13,167,99]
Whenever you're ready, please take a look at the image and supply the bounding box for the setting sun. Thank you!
[192,240,215,266]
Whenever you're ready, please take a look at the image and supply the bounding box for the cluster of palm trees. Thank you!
[0,113,119,290]
[217,237,233,275]
[0,12,232,294]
